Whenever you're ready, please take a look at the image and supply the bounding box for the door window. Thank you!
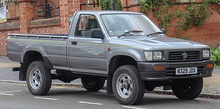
[75,14,99,38]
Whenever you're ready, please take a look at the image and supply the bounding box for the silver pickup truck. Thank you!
[7,11,214,105]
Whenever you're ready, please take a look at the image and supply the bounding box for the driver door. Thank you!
[67,14,107,74]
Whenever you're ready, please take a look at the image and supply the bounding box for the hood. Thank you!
[119,36,209,50]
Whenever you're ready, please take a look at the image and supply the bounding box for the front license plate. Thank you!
[175,67,197,75]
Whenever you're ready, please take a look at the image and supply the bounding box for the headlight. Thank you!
[153,51,163,60]
[144,52,153,61]
[203,50,210,58]
[144,51,163,61]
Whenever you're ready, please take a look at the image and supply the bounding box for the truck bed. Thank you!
[7,34,69,63]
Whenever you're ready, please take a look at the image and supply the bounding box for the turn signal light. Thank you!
[206,63,214,68]
[154,66,165,71]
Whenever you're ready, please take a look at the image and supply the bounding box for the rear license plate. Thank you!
[175,67,197,75]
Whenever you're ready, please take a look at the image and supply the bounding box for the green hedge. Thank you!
[211,47,220,68]
[99,0,122,10]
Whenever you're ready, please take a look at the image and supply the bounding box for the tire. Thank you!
[172,78,203,100]
[27,61,52,95]
[81,76,105,91]
[112,65,145,105]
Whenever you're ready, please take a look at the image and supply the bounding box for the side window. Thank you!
[75,14,99,38]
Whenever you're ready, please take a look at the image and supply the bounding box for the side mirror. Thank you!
[91,29,104,39]
[161,28,166,34]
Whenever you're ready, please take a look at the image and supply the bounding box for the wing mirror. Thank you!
[161,28,166,34]
[91,29,104,39]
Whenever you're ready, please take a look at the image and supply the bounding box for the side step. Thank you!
[12,67,20,71]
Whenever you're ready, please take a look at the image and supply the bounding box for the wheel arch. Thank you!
[21,46,45,63]
[109,55,138,74]
[107,55,138,94]
[19,50,53,81]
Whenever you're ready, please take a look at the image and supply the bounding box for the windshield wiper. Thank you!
[147,32,164,36]
[118,30,143,38]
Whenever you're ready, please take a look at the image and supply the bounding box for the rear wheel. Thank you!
[27,61,52,95]
[112,65,145,105]
[81,76,105,91]
[172,78,203,100]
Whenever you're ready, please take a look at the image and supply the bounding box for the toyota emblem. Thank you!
[182,52,188,59]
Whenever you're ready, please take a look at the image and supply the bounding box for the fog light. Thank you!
[206,63,214,68]
[154,66,165,71]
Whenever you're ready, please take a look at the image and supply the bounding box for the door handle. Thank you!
[71,41,77,45]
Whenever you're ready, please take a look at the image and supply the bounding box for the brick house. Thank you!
[0,0,220,56]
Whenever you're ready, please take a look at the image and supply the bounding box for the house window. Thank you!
[0,0,4,8]
[38,0,60,18]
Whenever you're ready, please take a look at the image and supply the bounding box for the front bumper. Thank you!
[138,60,213,81]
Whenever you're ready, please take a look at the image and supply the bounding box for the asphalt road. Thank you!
[0,82,220,109]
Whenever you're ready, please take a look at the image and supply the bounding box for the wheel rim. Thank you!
[29,68,42,89]
[116,73,133,99]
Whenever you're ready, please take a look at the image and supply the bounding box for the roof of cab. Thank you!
[75,10,143,15]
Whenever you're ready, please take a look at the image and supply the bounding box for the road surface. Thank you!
[0,82,219,109]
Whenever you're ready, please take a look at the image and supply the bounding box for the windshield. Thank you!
[101,14,161,37]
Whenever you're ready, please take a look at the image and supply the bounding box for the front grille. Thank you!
[166,67,205,76]
[168,51,201,62]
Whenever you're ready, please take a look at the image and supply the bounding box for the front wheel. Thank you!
[112,65,145,105]
[27,61,52,95]
[172,78,203,100]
